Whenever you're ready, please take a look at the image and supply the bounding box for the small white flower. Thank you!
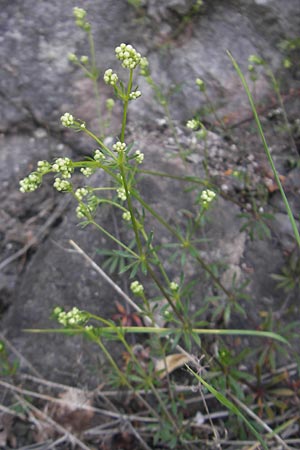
[170,281,179,291]
[53,178,71,192]
[94,149,105,161]
[56,306,87,327]
[37,160,52,174]
[52,157,73,178]
[75,187,89,201]
[60,113,74,127]
[19,173,41,193]
[195,78,205,92]
[80,55,89,64]
[200,189,216,207]
[130,280,144,295]
[73,7,86,20]
[122,210,131,221]
[106,98,115,110]
[80,167,93,177]
[68,53,78,62]
[139,57,149,76]
[129,90,142,100]
[103,69,118,86]
[135,150,144,164]
[76,204,87,219]
[117,187,126,201]
[186,119,199,130]
[115,43,141,69]
[113,141,126,153]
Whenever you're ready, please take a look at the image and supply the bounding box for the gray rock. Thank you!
[2,126,248,383]
[1,0,299,133]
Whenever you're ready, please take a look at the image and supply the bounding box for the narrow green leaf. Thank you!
[187,366,268,450]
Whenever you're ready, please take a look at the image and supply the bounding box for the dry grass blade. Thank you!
[229,393,293,450]
[0,380,157,423]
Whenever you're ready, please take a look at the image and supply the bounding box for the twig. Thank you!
[229,393,293,450]
[20,373,86,393]
[0,403,27,421]
[0,380,157,424]
[0,332,42,377]
[0,198,70,271]
[69,239,150,323]
[13,392,91,450]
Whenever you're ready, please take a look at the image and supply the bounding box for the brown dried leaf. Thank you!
[0,413,15,448]
[45,389,94,435]
[155,354,192,379]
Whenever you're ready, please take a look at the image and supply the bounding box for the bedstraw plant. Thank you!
[18,7,300,450]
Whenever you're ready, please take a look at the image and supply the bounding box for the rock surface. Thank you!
[1,0,299,383]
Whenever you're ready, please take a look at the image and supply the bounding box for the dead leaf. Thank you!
[0,413,15,448]
[155,354,192,379]
[34,388,94,442]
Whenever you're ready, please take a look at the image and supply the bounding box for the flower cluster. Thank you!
[186,119,200,130]
[76,204,88,219]
[117,187,127,201]
[200,189,216,207]
[94,149,105,161]
[129,90,141,100]
[169,281,179,291]
[73,7,91,32]
[20,173,41,193]
[52,157,73,178]
[130,281,144,296]
[196,78,206,92]
[68,53,78,63]
[60,113,86,131]
[60,113,74,127]
[134,150,144,164]
[75,187,89,201]
[80,55,89,64]
[37,160,52,174]
[139,57,149,77]
[113,141,126,153]
[53,178,71,192]
[106,98,115,111]
[53,306,88,327]
[76,194,98,219]
[122,210,131,221]
[248,54,264,66]
[80,167,94,177]
[115,43,141,69]
[103,69,118,86]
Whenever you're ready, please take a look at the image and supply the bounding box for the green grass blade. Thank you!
[186,366,268,450]
[25,326,288,344]
[227,50,300,248]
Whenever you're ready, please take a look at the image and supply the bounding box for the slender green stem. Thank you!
[87,29,103,137]
[133,191,234,298]
[83,128,116,159]
[138,169,208,186]
[119,333,182,436]
[146,264,185,323]
[120,69,133,142]
[92,334,160,420]
[89,219,139,258]
[228,51,300,248]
